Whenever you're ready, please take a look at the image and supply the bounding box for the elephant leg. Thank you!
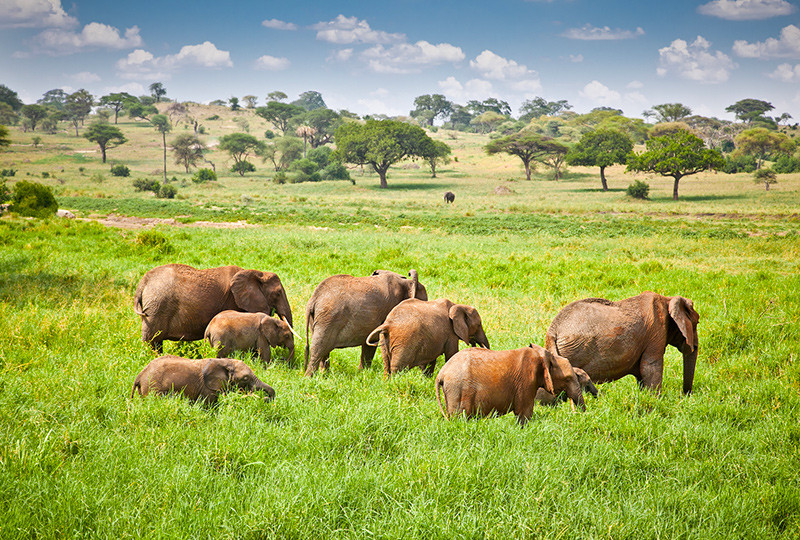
[422,359,436,377]
[217,344,232,358]
[305,340,332,376]
[257,335,272,365]
[142,323,164,353]
[379,334,392,376]
[639,353,665,394]
[360,344,376,370]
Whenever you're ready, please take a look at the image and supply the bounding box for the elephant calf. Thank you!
[435,344,585,426]
[535,367,598,406]
[205,311,295,364]
[366,298,490,376]
[131,355,275,404]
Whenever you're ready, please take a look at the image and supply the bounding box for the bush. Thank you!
[722,154,757,174]
[158,184,177,199]
[626,180,650,200]
[41,172,49,178]
[773,155,800,174]
[231,161,256,176]
[0,179,10,204]
[206,115,220,121]
[192,168,217,183]
[1,169,16,177]
[135,230,173,254]
[290,158,319,175]
[289,170,321,184]
[264,130,275,139]
[272,171,287,184]
[90,173,105,184]
[132,178,162,193]
[110,164,130,177]
[321,162,352,182]
[306,146,333,169]
[9,180,58,217]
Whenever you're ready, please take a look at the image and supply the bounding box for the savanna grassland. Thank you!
[1,105,799,538]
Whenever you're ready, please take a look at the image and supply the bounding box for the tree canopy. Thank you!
[627,131,724,200]
[99,92,135,124]
[725,99,774,124]
[419,139,452,178]
[519,97,572,122]
[734,128,795,169]
[170,134,207,173]
[410,94,453,126]
[83,122,127,163]
[255,102,305,134]
[485,132,566,181]
[334,119,434,188]
[650,103,692,123]
[149,82,167,103]
[21,105,48,132]
[292,91,326,111]
[219,133,265,165]
[0,124,10,149]
[0,85,23,111]
[567,128,633,190]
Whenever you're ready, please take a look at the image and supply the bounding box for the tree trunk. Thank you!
[114,110,118,124]
[430,158,436,178]
[672,175,682,201]
[599,166,608,191]
[101,146,107,163]
[765,182,770,191]
[378,170,388,188]
[162,133,167,182]
[524,160,531,181]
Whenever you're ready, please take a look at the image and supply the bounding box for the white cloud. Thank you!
[569,54,584,63]
[0,0,77,28]
[510,79,543,93]
[261,18,297,30]
[623,91,648,105]
[579,80,621,105]
[313,15,404,44]
[627,80,644,89]
[361,40,464,73]
[562,24,644,40]
[327,48,354,62]
[71,71,100,83]
[657,36,736,83]
[255,55,290,70]
[116,41,232,80]
[698,0,796,20]
[770,62,800,81]
[32,22,142,54]
[733,24,800,58]
[470,50,529,80]
[437,76,494,102]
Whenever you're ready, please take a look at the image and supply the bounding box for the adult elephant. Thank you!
[134,264,293,352]
[545,291,699,394]
[304,270,427,376]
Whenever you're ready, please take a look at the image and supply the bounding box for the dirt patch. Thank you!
[493,185,516,195]
[77,213,258,230]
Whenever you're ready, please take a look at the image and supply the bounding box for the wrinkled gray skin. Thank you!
[435,344,585,426]
[366,298,490,376]
[535,367,599,406]
[205,311,295,364]
[546,291,699,395]
[304,270,428,376]
[134,264,293,353]
[131,355,275,404]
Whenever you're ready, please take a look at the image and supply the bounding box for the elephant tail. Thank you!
[133,284,146,317]
[304,305,313,367]
[131,376,141,399]
[365,325,385,347]
[435,376,448,419]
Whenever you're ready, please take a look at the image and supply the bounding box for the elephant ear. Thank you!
[668,296,696,351]
[230,269,269,313]
[540,349,556,394]
[259,315,278,346]
[449,304,470,344]
[202,358,232,393]
[408,270,419,299]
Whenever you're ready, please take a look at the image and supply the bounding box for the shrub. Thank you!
[41,172,49,178]
[9,180,58,217]
[754,168,777,191]
[206,115,220,121]
[192,168,217,183]
[132,178,162,193]
[0,179,10,203]
[722,154,757,174]
[1,169,16,177]
[272,171,287,184]
[264,130,275,139]
[626,180,650,200]
[307,146,333,169]
[773,155,800,174]
[289,170,321,184]
[135,230,173,254]
[290,158,319,175]
[231,161,256,176]
[32,136,42,147]
[90,173,105,184]
[110,164,130,177]
[198,126,207,135]
[321,162,352,182]
[158,184,177,199]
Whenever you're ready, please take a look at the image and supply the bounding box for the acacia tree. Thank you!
[301,108,342,148]
[420,139,452,178]
[734,128,795,169]
[260,136,303,171]
[291,90,326,111]
[627,131,724,200]
[725,98,774,124]
[266,90,287,102]
[151,114,171,181]
[219,133,265,175]
[99,92,134,124]
[255,101,304,134]
[334,119,434,188]
[410,94,453,126]
[83,122,127,163]
[539,139,570,180]
[21,105,48,132]
[149,82,166,103]
[651,103,692,123]
[242,95,258,109]
[64,89,94,135]
[567,129,633,190]
[485,132,561,181]
[519,97,572,122]
[171,134,207,172]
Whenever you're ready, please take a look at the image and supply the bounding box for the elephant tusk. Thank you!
[281,315,303,340]
[569,398,577,412]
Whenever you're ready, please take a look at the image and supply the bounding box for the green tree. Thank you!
[754,168,777,191]
[734,127,795,169]
[651,103,692,123]
[229,97,241,111]
[448,104,473,130]
[99,92,135,124]
[725,98,774,124]
[127,100,158,121]
[9,180,58,217]
[334,119,435,188]
[0,85,23,111]
[83,122,127,163]
[519,97,572,122]
[219,133,265,168]
[64,89,94,135]
[0,124,10,149]
[471,111,506,134]
[255,101,304,135]
[260,136,303,171]
[567,129,633,190]
[149,82,167,103]
[171,134,207,172]
[292,90,327,111]
[410,94,453,126]
[0,103,18,125]
[21,105,48,132]
[419,139,452,178]
[151,114,171,182]
[38,88,67,110]
[267,90,288,102]
[300,108,342,148]
[242,95,258,109]
[627,131,724,200]
[485,132,558,181]
[467,98,511,116]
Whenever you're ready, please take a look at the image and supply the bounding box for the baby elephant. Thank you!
[131,355,275,404]
[535,367,599,407]
[366,298,489,376]
[205,311,295,364]
[435,344,585,426]
[443,191,455,204]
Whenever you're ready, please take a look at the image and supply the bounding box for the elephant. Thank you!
[134,264,293,353]
[435,344,586,426]
[365,298,490,376]
[545,291,699,395]
[304,270,428,376]
[535,367,599,406]
[444,191,455,204]
[131,355,275,404]
[204,311,295,364]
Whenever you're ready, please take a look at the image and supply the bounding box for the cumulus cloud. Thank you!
[579,80,621,105]
[697,0,796,20]
[327,48,354,62]
[770,62,800,81]
[470,50,529,80]
[568,54,584,63]
[361,41,464,73]
[733,24,800,58]
[31,22,142,54]
[313,15,404,44]
[70,71,100,83]
[437,76,494,102]
[657,36,736,83]
[261,18,297,30]
[562,24,644,40]
[255,55,290,70]
[116,41,232,80]
[0,0,77,28]
[627,80,644,89]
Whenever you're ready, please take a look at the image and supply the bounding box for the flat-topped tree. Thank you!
[255,102,304,135]
[485,132,561,181]
[334,119,434,188]
[567,128,633,190]
[627,130,724,201]
[83,123,127,163]
[99,92,134,124]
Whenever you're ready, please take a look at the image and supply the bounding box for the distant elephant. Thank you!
[304,270,428,376]
[131,355,275,404]
[444,191,455,204]
[134,264,293,352]
[535,367,599,406]
[205,311,295,364]
[545,291,699,394]
[435,344,585,426]
[366,298,490,376]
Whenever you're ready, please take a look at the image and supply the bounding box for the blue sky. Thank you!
[1,0,799,120]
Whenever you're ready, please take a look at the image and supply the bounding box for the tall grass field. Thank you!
[1,111,799,538]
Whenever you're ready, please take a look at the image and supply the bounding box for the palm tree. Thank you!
[296,125,316,158]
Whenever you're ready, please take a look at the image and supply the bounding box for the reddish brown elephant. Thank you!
[205,311,295,364]
[535,367,599,406]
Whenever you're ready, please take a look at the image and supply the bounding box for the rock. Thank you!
[56,209,76,219]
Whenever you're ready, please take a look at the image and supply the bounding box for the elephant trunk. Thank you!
[682,344,698,395]
[282,341,295,365]
[473,329,490,349]
[254,378,276,401]
[568,385,586,411]
[584,380,600,399]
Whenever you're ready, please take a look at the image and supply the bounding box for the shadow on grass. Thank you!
[0,271,87,306]
[366,182,443,191]
[652,193,750,203]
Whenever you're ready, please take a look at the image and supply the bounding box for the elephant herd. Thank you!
[131,264,700,425]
